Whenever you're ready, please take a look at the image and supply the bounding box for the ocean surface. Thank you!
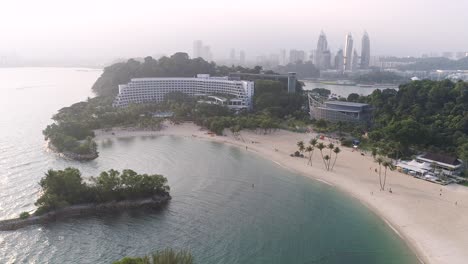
[0,68,418,263]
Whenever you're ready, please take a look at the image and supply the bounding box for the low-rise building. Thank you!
[416,153,463,176]
[308,94,372,124]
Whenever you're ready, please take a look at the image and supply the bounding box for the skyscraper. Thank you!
[315,31,331,70]
[193,40,203,59]
[344,33,354,71]
[280,49,287,65]
[230,48,236,63]
[289,49,305,64]
[352,49,359,71]
[335,49,344,71]
[239,50,246,65]
[203,46,213,62]
[360,32,370,69]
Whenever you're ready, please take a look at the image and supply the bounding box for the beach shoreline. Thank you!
[94,122,468,264]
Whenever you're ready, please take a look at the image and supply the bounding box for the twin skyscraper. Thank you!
[315,31,370,72]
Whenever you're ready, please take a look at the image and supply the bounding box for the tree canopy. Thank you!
[34,168,170,215]
[358,80,468,157]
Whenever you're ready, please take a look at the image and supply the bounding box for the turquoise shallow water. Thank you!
[0,68,418,263]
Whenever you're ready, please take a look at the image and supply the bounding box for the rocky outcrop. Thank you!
[0,194,171,231]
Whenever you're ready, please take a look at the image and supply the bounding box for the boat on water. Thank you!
[320,80,357,86]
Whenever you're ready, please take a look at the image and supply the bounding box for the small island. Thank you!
[0,168,171,231]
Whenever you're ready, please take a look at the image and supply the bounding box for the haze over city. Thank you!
[1,0,467,65]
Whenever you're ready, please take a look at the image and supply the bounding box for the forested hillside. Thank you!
[356,80,468,160]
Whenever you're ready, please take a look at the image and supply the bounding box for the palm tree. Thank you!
[309,138,318,166]
[331,147,341,170]
[327,143,334,169]
[306,145,314,165]
[297,141,305,155]
[376,156,384,190]
[382,160,395,191]
[316,142,327,169]
[324,155,331,170]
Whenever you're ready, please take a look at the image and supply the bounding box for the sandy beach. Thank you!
[95,122,468,264]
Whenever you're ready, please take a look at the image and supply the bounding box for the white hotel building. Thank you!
[113,74,254,110]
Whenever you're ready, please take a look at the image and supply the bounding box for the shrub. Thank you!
[19,212,30,219]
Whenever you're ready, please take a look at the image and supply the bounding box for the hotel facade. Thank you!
[113,74,254,110]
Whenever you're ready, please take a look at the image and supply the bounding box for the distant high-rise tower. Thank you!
[315,31,331,70]
[193,40,203,59]
[203,45,213,62]
[289,49,305,64]
[239,50,246,65]
[352,49,360,71]
[335,49,344,72]
[280,49,287,65]
[230,48,236,63]
[360,32,370,69]
[344,33,354,71]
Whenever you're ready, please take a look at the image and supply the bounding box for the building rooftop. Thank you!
[315,107,361,113]
[419,153,461,166]
[325,101,369,107]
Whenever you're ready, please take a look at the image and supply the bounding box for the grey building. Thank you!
[334,49,344,71]
[309,94,372,123]
[360,32,371,69]
[344,33,354,71]
[352,49,360,71]
[289,49,306,64]
[315,31,331,70]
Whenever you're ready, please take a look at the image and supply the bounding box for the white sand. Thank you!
[95,122,468,264]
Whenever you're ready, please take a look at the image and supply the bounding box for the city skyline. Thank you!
[0,0,467,64]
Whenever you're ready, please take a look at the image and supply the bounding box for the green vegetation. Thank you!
[310,88,331,98]
[43,97,168,157]
[254,80,306,117]
[318,80,468,162]
[34,168,169,216]
[19,212,30,219]
[364,80,467,158]
[113,249,193,264]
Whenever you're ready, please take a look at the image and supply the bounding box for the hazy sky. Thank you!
[1,0,467,62]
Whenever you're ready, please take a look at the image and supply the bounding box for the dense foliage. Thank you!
[43,96,168,156]
[343,80,468,160]
[34,168,169,215]
[253,80,306,118]
[113,249,193,264]
[310,88,331,98]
